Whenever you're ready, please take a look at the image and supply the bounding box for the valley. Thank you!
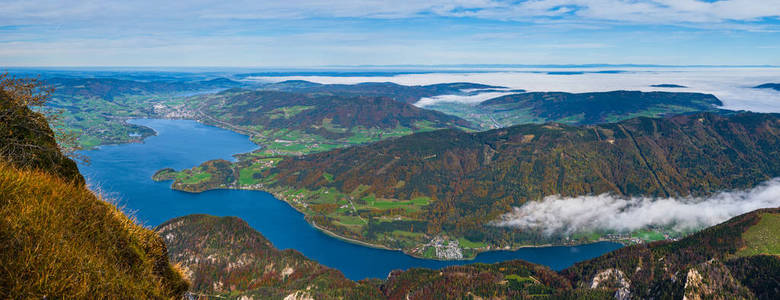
[3,69,779,299]
[5,0,780,297]
[157,111,780,259]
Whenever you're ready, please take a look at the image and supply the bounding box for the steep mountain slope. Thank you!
[1,89,84,183]
[158,214,593,299]
[160,208,779,299]
[167,112,780,258]
[156,215,383,299]
[195,89,474,156]
[561,207,780,299]
[0,86,187,298]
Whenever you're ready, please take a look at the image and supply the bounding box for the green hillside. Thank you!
[195,89,474,157]
[427,90,723,129]
[46,76,245,148]
[164,112,780,258]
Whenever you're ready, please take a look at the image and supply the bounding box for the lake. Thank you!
[78,118,622,280]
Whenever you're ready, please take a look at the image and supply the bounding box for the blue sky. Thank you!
[0,0,778,66]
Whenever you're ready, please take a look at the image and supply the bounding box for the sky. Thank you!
[1,0,779,67]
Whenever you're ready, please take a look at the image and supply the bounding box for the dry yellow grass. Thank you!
[0,162,188,299]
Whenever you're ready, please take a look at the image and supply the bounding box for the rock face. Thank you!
[562,208,780,299]
[683,260,754,300]
[590,268,631,299]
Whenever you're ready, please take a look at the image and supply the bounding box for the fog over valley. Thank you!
[493,178,780,236]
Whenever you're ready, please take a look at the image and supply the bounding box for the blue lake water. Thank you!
[78,118,622,280]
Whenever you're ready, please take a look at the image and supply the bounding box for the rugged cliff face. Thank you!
[0,83,187,298]
[561,207,780,299]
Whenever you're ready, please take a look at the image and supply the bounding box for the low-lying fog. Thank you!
[492,178,780,236]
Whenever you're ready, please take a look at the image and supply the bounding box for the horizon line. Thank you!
[2,64,780,71]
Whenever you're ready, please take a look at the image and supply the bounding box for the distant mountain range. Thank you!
[46,77,245,100]
[259,80,505,104]
[429,90,722,129]
[650,84,687,88]
[755,83,780,91]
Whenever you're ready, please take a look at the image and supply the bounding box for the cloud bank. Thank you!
[492,178,780,235]
[415,91,515,107]
[3,0,778,24]
[255,67,780,112]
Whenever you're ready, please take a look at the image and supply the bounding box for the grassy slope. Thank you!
[0,164,188,298]
[1,88,187,298]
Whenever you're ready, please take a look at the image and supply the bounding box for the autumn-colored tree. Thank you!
[0,73,85,182]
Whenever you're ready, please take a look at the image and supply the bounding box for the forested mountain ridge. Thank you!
[754,83,780,91]
[164,112,780,259]
[429,90,723,129]
[259,80,506,104]
[156,215,383,299]
[561,207,780,299]
[160,209,779,299]
[194,89,475,156]
[479,90,722,124]
[157,214,600,299]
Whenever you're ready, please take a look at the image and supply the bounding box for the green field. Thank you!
[737,213,780,257]
[458,237,487,249]
[176,168,212,184]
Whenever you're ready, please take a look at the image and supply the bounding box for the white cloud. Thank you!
[250,67,780,112]
[1,0,778,25]
[415,91,515,106]
[492,178,780,235]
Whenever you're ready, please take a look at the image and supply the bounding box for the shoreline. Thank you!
[167,181,627,261]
